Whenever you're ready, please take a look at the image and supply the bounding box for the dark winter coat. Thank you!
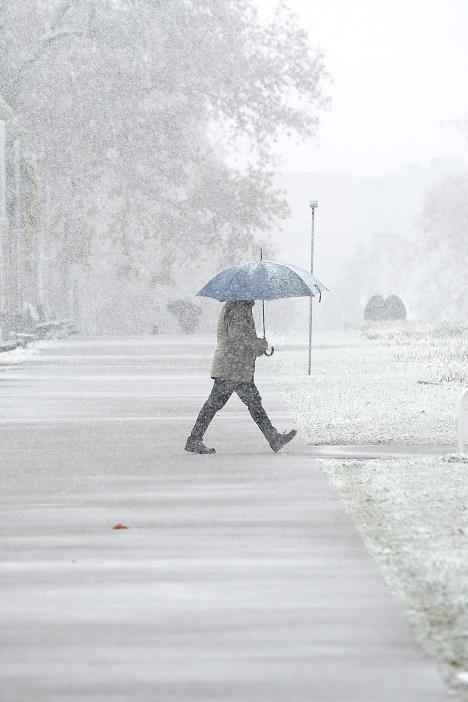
[211,302,267,381]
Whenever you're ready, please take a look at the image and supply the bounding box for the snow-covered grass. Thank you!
[0,339,52,368]
[272,323,468,695]
[324,456,468,699]
[273,323,468,446]
[0,345,35,366]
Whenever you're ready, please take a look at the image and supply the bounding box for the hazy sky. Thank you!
[257,0,468,175]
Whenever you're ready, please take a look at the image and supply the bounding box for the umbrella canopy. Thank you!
[197,260,327,301]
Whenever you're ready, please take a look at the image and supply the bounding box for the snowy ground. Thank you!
[0,335,450,701]
[0,341,41,366]
[270,322,468,699]
[323,456,468,700]
[273,323,467,446]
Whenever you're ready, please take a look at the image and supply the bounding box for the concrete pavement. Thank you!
[0,336,451,701]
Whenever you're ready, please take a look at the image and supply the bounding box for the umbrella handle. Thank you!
[264,346,275,357]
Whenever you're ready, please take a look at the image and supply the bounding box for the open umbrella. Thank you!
[197,257,327,358]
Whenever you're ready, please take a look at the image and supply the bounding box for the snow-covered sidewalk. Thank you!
[324,455,468,700]
[0,335,450,701]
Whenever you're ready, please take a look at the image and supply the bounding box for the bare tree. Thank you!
[1,0,328,330]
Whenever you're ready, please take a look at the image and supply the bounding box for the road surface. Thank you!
[0,336,451,701]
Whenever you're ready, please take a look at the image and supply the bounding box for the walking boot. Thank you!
[269,429,297,453]
[185,436,216,454]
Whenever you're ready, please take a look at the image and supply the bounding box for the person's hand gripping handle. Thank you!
[262,337,275,357]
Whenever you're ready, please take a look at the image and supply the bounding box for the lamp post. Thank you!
[308,200,318,376]
[13,139,23,312]
[0,121,8,336]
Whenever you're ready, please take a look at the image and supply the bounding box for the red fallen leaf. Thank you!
[113,523,128,530]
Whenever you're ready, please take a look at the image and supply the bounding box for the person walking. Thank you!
[185,300,297,454]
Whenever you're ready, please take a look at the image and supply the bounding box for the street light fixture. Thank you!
[308,200,318,376]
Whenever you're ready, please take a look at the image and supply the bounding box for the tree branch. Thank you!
[16,29,83,81]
